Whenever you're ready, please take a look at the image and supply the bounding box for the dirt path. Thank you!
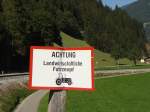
[15,90,48,112]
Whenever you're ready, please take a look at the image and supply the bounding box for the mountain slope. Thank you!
[59,32,133,68]
[122,0,150,23]
[122,0,150,40]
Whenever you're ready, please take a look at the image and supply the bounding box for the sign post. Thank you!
[48,90,67,112]
[29,46,94,111]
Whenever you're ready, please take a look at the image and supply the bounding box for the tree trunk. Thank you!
[133,58,137,66]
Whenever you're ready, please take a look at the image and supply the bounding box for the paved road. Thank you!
[95,68,150,74]
[1,69,150,83]
[2,68,150,112]
[15,90,48,112]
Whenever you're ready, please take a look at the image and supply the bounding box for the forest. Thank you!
[0,0,147,72]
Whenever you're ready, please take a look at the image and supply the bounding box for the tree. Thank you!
[0,23,12,71]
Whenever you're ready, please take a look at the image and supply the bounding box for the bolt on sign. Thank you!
[29,46,95,90]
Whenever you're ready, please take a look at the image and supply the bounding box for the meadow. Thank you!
[66,72,150,112]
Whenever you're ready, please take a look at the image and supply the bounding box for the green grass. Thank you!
[0,87,33,112]
[60,32,133,68]
[66,72,150,112]
[61,32,89,47]
[38,93,49,112]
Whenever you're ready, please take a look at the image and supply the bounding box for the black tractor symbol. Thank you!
[56,73,72,85]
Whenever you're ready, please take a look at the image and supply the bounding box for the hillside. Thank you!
[122,0,150,40]
[59,32,133,68]
[0,0,145,71]
[122,0,150,23]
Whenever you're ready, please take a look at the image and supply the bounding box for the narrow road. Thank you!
[15,90,48,112]
[10,68,150,112]
[95,68,150,74]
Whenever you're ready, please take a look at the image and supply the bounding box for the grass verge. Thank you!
[0,83,34,112]
[38,93,49,112]
[66,72,150,112]
[38,73,150,112]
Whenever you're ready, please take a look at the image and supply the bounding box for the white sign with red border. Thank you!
[29,46,94,91]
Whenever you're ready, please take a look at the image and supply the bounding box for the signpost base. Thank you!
[48,90,67,112]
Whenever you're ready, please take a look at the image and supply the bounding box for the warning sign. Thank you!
[29,46,95,90]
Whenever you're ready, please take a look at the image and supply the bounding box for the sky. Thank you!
[102,0,138,9]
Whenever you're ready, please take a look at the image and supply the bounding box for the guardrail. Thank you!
[0,72,29,81]
[1,68,150,81]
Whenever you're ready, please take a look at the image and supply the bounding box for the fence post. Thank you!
[48,90,67,112]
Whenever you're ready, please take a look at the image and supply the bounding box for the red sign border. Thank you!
[29,46,95,91]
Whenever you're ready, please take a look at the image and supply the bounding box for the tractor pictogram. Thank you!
[56,73,72,85]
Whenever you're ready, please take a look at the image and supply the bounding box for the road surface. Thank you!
[2,68,150,112]
[95,68,150,77]
[15,90,48,112]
